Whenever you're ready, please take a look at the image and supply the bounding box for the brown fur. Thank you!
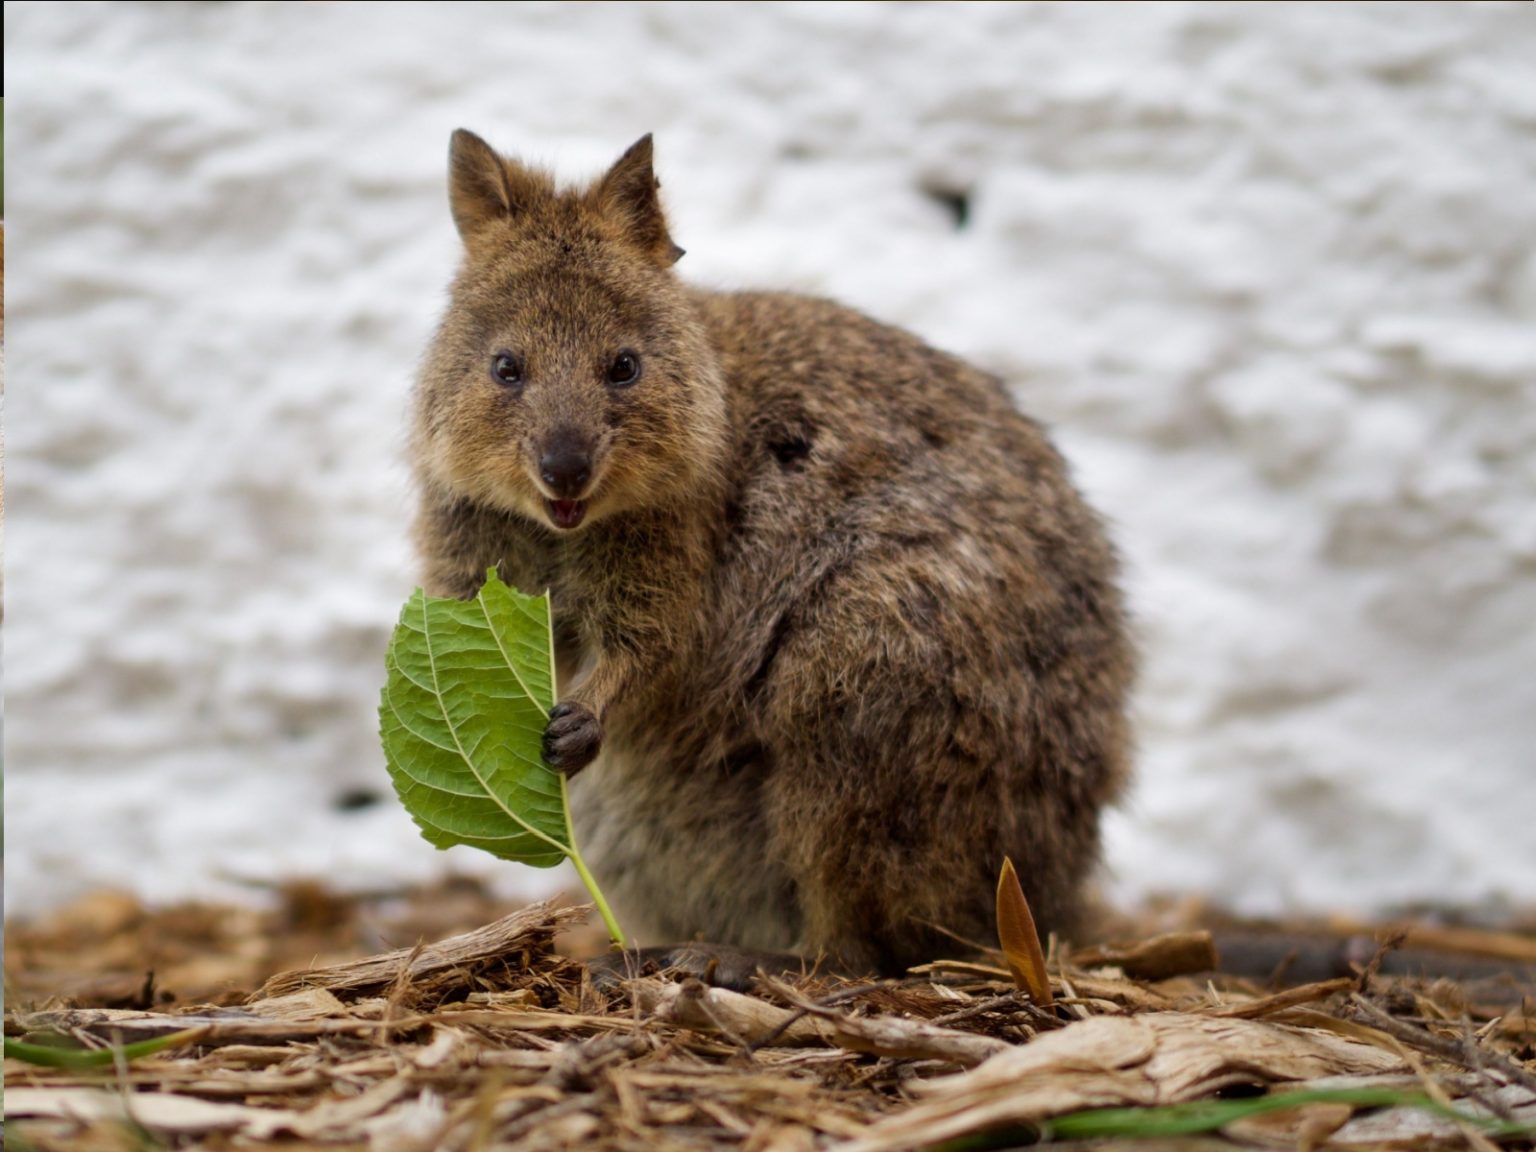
[412,131,1135,976]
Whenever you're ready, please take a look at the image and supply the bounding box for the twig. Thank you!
[1459,1019,1518,1123]
[1349,993,1536,1096]
[1356,929,1409,994]
[756,974,1008,1066]
[929,991,1031,1028]
[1400,1048,1505,1152]
[1206,977,1354,1019]
[749,982,893,1052]
[629,978,825,1049]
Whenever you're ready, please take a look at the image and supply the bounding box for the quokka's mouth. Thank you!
[546,498,588,530]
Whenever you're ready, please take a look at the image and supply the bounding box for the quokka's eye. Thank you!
[490,351,525,388]
[607,350,642,388]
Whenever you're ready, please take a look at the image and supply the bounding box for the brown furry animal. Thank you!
[412,131,1134,977]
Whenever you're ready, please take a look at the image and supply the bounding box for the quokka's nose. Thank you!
[539,441,592,498]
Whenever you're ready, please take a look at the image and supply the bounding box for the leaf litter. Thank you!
[6,878,1535,1151]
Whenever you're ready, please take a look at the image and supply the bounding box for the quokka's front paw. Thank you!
[543,701,602,775]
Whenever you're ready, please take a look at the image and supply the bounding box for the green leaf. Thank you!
[380,571,625,943]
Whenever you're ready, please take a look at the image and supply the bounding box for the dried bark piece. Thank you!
[1073,931,1220,981]
[842,1011,1405,1152]
[254,900,584,999]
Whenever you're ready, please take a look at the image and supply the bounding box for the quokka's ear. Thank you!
[447,129,552,247]
[593,134,686,267]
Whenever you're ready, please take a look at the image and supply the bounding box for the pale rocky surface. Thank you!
[6,2,1535,918]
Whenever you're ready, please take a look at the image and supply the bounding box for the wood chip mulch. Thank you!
[5,879,1535,1151]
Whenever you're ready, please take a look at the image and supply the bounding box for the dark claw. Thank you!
[588,943,814,993]
[587,948,663,993]
[543,701,602,775]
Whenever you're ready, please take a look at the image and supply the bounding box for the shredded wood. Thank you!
[255,899,588,1000]
[6,879,1534,1150]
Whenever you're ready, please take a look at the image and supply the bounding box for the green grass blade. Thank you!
[4,1028,205,1070]
[935,1086,1532,1151]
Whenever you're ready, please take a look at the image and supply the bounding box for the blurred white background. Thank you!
[6,1,1535,921]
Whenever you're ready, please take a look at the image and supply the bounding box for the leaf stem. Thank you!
[561,773,627,947]
[545,583,626,948]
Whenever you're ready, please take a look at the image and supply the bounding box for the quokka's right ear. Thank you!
[594,134,685,267]
[447,129,552,247]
